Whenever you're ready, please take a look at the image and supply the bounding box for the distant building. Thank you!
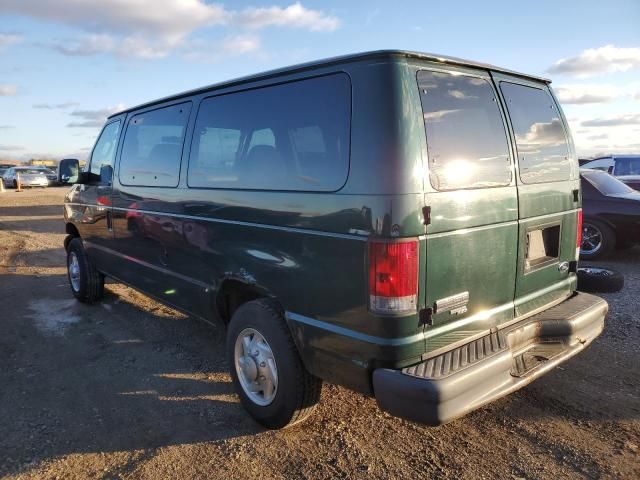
[27,159,58,167]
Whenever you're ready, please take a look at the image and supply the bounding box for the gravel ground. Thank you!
[0,187,638,479]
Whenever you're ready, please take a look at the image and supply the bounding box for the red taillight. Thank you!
[368,240,418,314]
[576,209,583,248]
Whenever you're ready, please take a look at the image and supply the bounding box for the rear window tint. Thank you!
[500,82,570,184]
[417,70,512,191]
[188,73,351,191]
[615,157,640,176]
[119,102,191,187]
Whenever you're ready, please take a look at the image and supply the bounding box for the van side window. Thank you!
[188,73,351,191]
[89,121,121,181]
[119,102,191,187]
[500,83,571,184]
[418,70,511,191]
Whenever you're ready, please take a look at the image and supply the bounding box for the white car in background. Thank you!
[2,167,49,188]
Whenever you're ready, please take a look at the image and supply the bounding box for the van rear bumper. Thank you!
[372,291,607,426]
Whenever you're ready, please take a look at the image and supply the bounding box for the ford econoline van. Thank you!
[59,50,607,429]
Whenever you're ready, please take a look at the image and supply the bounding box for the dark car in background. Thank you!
[581,155,640,191]
[580,169,640,259]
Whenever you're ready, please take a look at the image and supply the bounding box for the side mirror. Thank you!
[58,158,81,185]
[100,164,113,186]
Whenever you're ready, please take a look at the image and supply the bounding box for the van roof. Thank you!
[109,49,551,119]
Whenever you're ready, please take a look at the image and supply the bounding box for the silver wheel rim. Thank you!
[68,252,81,292]
[581,223,603,255]
[234,328,278,406]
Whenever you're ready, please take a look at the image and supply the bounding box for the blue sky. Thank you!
[0,0,639,161]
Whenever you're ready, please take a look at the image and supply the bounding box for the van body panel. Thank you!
[410,62,520,349]
[493,73,581,319]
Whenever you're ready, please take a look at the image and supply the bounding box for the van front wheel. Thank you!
[66,238,105,303]
[226,299,322,429]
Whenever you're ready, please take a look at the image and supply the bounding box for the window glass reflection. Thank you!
[500,82,571,184]
[418,70,512,191]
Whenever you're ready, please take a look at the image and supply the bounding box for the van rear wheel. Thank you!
[226,299,322,429]
[66,238,105,303]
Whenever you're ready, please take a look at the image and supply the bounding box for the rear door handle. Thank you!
[572,189,579,202]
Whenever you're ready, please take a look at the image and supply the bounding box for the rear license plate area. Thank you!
[525,224,560,271]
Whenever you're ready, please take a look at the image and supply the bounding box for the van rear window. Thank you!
[417,70,512,191]
[500,82,571,184]
[188,73,351,192]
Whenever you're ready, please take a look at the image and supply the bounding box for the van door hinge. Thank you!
[422,206,431,226]
[419,307,433,326]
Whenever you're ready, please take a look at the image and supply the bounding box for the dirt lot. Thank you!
[0,187,638,479]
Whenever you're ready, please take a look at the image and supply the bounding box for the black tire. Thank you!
[580,219,615,260]
[66,237,105,303]
[577,267,624,293]
[226,299,322,429]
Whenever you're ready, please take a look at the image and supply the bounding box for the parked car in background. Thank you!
[580,169,640,259]
[2,166,49,188]
[30,165,59,185]
[581,155,640,191]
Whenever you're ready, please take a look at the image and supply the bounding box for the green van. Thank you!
[59,50,607,429]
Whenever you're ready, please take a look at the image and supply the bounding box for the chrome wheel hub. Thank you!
[234,328,278,406]
[581,223,603,255]
[68,252,81,292]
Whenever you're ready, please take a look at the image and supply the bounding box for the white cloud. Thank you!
[586,133,608,141]
[49,34,172,59]
[0,84,17,95]
[33,101,79,109]
[554,84,627,104]
[0,144,24,151]
[0,0,226,44]
[0,1,340,60]
[67,104,126,128]
[581,113,640,127]
[0,32,21,50]
[548,45,640,77]
[182,35,261,63]
[235,2,339,31]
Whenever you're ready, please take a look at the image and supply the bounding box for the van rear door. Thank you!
[418,67,519,352]
[494,75,580,318]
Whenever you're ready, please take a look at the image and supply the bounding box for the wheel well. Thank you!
[589,216,617,233]
[216,280,273,324]
[64,224,80,251]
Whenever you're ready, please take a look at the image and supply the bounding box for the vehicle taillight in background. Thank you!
[576,208,583,260]
[368,239,418,315]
